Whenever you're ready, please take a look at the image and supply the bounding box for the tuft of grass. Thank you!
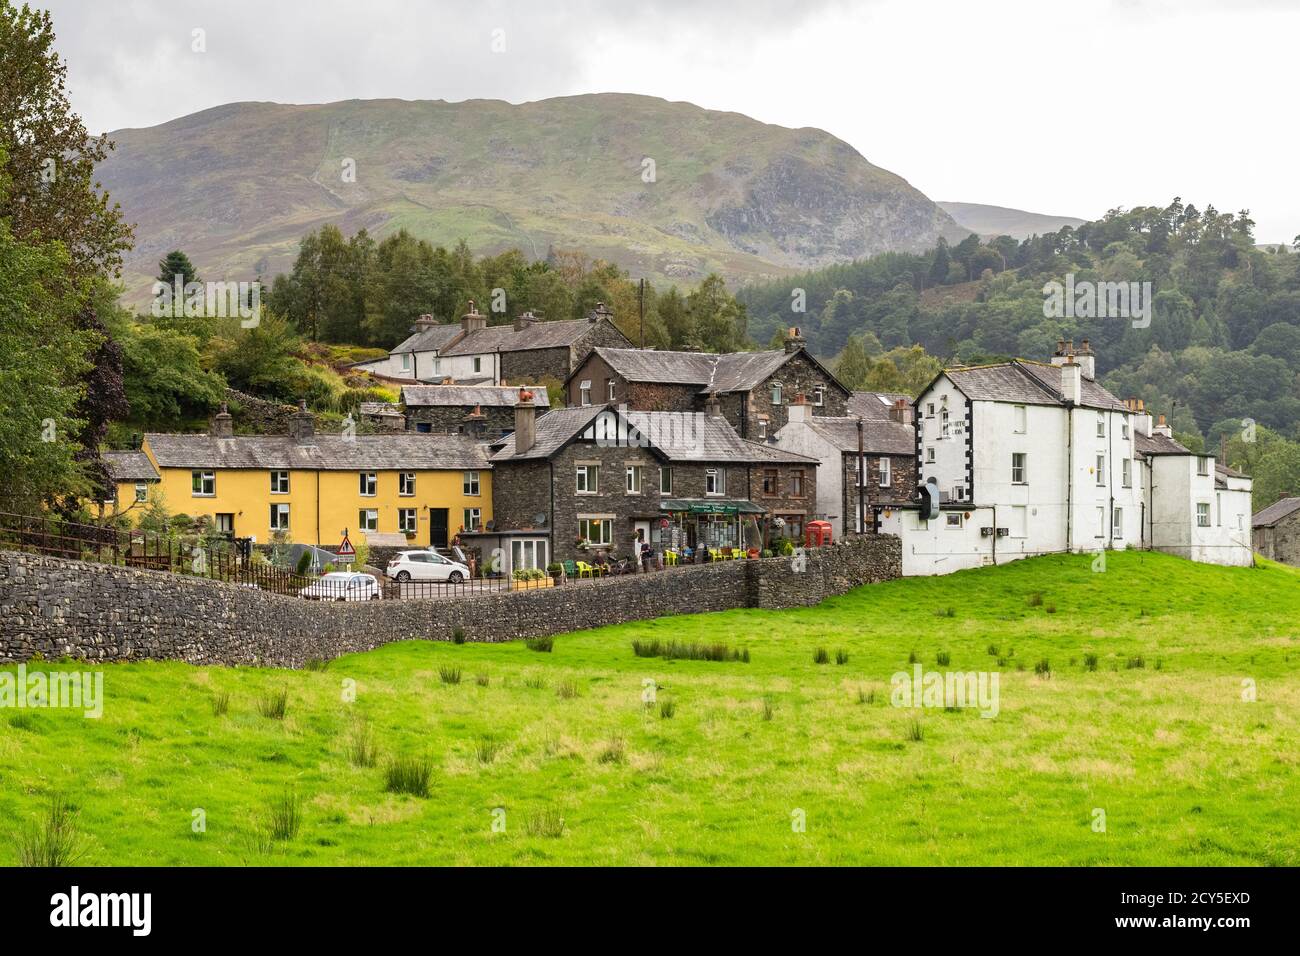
[935,606,955,617]
[813,647,830,665]
[523,673,546,690]
[761,696,775,721]
[267,789,302,841]
[936,651,951,667]
[1083,653,1099,672]
[211,691,230,717]
[835,649,849,665]
[632,639,748,662]
[526,635,554,653]
[257,688,288,719]
[1035,658,1052,677]
[524,809,566,838]
[907,649,919,664]
[384,756,432,797]
[475,736,502,764]
[659,699,676,719]
[1126,656,1145,670]
[452,627,467,645]
[857,686,875,705]
[905,718,924,742]
[597,735,626,764]
[303,657,329,672]
[1046,604,1057,614]
[7,712,39,732]
[1027,592,1044,607]
[555,679,579,699]
[438,666,462,685]
[13,795,85,867]
[987,643,999,657]
[347,718,378,768]
[474,672,490,687]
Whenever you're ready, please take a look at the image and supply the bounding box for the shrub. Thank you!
[385,756,432,797]
[348,718,378,767]
[211,691,230,716]
[524,809,566,838]
[257,688,288,719]
[13,796,85,867]
[597,735,626,764]
[296,551,313,575]
[267,789,301,841]
[813,648,830,665]
[512,567,546,582]
[526,636,554,653]
[438,666,462,685]
[631,639,749,662]
[452,627,466,645]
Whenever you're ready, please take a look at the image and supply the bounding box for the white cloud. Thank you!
[44,0,1298,242]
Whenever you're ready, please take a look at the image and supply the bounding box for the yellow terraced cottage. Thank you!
[138,404,492,548]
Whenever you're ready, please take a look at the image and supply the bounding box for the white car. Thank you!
[299,571,382,601]
[387,549,470,583]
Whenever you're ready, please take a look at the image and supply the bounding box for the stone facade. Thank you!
[405,404,515,437]
[501,321,632,386]
[0,537,901,667]
[1254,505,1300,565]
[841,452,919,532]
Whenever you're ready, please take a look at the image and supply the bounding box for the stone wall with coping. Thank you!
[0,535,900,668]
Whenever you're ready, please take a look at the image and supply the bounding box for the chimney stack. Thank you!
[703,392,722,417]
[1060,357,1082,406]
[210,402,234,439]
[889,398,914,424]
[463,404,487,438]
[513,387,537,453]
[786,394,812,424]
[413,313,437,330]
[513,310,540,332]
[588,301,613,325]
[460,300,487,334]
[288,399,315,443]
[1075,338,1096,380]
[784,326,806,354]
[1153,413,1172,438]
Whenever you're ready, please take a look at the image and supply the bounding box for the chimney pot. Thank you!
[210,402,234,438]
[289,400,315,443]
[513,388,538,453]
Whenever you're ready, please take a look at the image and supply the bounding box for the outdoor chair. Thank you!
[574,560,596,578]
[562,559,579,580]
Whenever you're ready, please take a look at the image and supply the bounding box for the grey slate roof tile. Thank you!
[1253,496,1300,528]
[145,433,491,471]
[401,385,551,408]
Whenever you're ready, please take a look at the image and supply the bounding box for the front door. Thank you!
[430,508,449,550]
[633,520,652,549]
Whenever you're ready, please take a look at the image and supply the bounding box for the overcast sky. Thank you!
[44,0,1300,243]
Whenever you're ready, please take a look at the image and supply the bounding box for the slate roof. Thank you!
[1134,431,1192,456]
[803,416,916,456]
[942,360,1126,411]
[145,433,491,471]
[358,402,403,417]
[578,347,831,394]
[401,385,551,408]
[490,406,816,465]
[101,450,159,482]
[847,391,912,420]
[1252,497,1300,528]
[391,323,463,355]
[440,318,613,357]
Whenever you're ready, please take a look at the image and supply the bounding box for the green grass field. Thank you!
[3,550,1298,866]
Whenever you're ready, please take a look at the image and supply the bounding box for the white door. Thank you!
[633,520,651,549]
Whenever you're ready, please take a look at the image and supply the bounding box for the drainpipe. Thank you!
[1107,409,1115,548]
[857,418,865,534]
[991,504,997,565]
[1065,408,1074,552]
[316,470,321,547]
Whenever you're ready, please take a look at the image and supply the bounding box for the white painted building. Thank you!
[880,341,1253,575]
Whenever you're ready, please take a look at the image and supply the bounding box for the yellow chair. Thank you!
[664,550,679,566]
[574,561,595,578]
[709,548,723,563]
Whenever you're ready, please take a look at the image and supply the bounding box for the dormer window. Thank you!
[579,380,592,406]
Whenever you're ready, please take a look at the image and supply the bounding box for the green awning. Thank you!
[659,499,765,515]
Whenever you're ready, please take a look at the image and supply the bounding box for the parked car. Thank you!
[387,549,469,583]
[299,571,382,601]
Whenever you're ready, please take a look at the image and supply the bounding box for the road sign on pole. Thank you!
[337,529,356,564]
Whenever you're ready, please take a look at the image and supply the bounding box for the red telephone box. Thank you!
[805,520,833,548]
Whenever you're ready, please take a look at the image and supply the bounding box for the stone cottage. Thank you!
[1253,497,1300,565]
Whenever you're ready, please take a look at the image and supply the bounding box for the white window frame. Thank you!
[625,464,643,495]
[192,470,215,497]
[705,468,726,497]
[401,353,411,372]
[607,379,616,401]
[1011,452,1027,484]
[578,516,612,546]
[945,513,963,529]
[756,417,768,440]
[1197,457,1211,476]
[1196,502,1210,527]
[472,356,483,375]
[1013,405,1026,434]
[1112,506,1123,538]
[462,471,480,496]
[576,464,599,495]
[270,502,290,531]
[359,508,378,532]
[770,383,783,406]
[941,409,950,437]
[1096,455,1106,486]
[463,507,481,532]
[1122,458,1132,488]
[270,470,289,494]
[400,472,417,497]
[134,482,148,503]
[579,380,592,406]
[926,447,936,463]
[511,538,548,572]
[359,472,377,497]
[879,457,891,488]
[659,467,673,495]
[1096,413,1106,438]
[398,508,417,534]
[813,384,825,407]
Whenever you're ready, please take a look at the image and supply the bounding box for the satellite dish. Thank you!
[532,512,548,527]
[485,519,496,531]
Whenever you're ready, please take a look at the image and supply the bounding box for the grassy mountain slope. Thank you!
[99,94,966,307]
[939,201,1085,239]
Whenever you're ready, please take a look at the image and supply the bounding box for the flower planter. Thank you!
[511,576,554,591]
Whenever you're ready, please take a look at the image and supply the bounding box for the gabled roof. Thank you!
[145,433,491,471]
[802,416,916,456]
[391,323,463,355]
[490,405,817,465]
[936,360,1126,411]
[1253,497,1300,528]
[101,450,160,482]
[571,346,849,396]
[441,317,623,356]
[401,385,551,408]
[847,391,912,420]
